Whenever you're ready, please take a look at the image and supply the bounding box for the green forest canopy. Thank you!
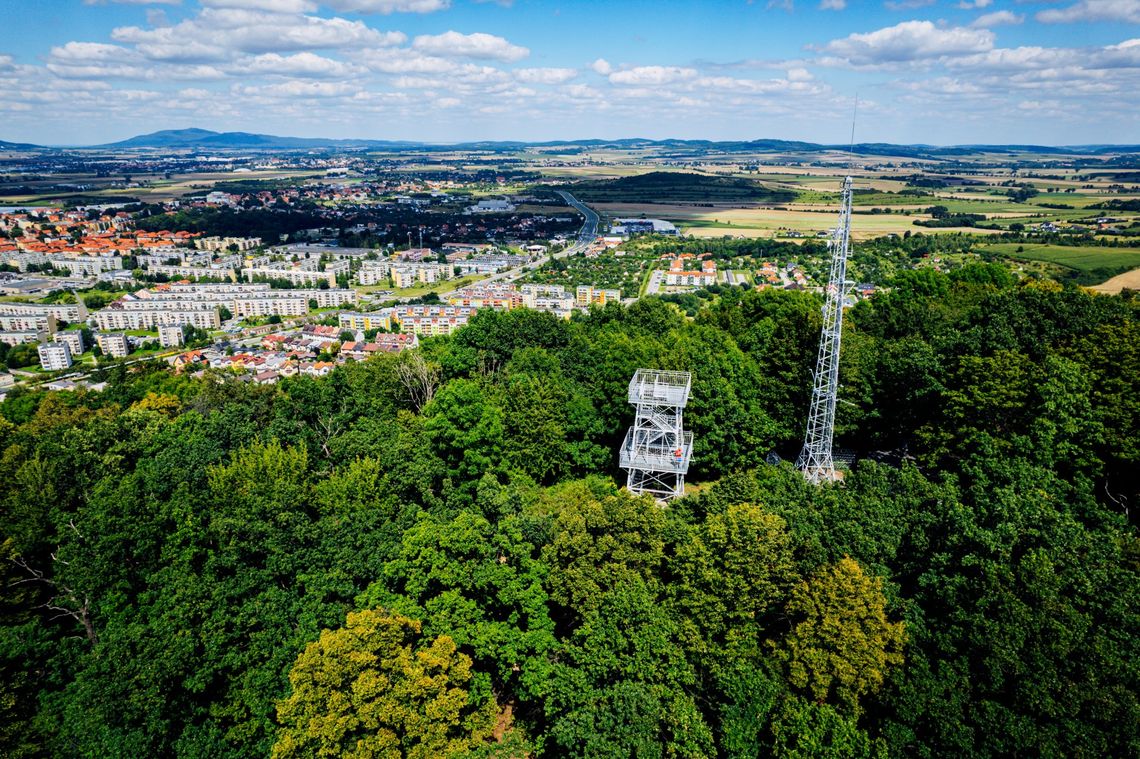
[564,171,796,204]
[1,266,1137,757]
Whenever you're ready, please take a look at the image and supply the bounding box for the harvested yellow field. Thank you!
[589,201,994,239]
[1090,267,1140,294]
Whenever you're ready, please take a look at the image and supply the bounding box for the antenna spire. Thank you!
[797,175,853,484]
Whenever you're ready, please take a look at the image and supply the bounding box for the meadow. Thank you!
[982,242,1140,282]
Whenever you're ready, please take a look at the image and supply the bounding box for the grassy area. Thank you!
[359,273,491,299]
[983,243,1140,283]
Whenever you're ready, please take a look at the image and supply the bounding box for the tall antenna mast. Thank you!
[797,175,854,484]
[797,96,859,484]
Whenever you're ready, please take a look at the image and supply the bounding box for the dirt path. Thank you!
[1091,267,1140,294]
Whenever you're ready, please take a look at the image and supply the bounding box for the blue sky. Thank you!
[1,0,1137,145]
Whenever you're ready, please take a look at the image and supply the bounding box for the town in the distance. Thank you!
[3,132,1137,393]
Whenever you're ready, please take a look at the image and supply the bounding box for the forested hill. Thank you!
[1,267,1137,757]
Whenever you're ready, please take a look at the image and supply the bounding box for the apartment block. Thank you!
[242,267,335,288]
[391,263,449,289]
[47,256,123,276]
[0,301,88,322]
[0,313,57,333]
[158,325,185,348]
[94,308,220,331]
[53,330,85,355]
[37,342,72,371]
[1,331,46,347]
[145,265,236,282]
[575,285,623,307]
[338,311,394,332]
[97,333,130,358]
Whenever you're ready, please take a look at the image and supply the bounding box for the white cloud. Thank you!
[325,0,451,11]
[819,0,846,9]
[45,41,229,80]
[241,51,363,77]
[609,65,698,85]
[821,21,994,65]
[514,67,577,84]
[884,0,934,9]
[200,0,315,11]
[354,48,457,74]
[46,41,146,78]
[1037,0,1140,24]
[83,0,181,5]
[412,31,529,61]
[970,10,1024,28]
[239,79,359,98]
[112,8,402,61]
[957,0,992,8]
[590,58,612,75]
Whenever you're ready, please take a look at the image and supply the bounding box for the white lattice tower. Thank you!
[619,369,693,500]
[797,176,853,484]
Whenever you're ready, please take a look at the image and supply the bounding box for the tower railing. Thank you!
[620,368,693,500]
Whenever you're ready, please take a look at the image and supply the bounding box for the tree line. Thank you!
[0,263,1136,757]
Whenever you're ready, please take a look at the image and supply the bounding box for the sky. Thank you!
[0,0,1137,146]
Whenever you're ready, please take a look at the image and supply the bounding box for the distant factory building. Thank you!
[611,218,678,236]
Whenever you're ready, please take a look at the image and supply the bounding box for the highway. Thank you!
[480,190,599,285]
[557,189,601,248]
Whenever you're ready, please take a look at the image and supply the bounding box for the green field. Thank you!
[983,243,1140,279]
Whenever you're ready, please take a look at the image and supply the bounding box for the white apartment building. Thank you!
[324,260,351,277]
[0,301,88,322]
[0,331,44,347]
[196,236,261,251]
[355,266,390,286]
[105,284,355,323]
[242,267,336,288]
[158,325,185,348]
[37,342,72,371]
[47,256,123,277]
[309,289,356,309]
[391,263,449,289]
[145,265,236,282]
[53,330,85,355]
[94,308,221,331]
[0,313,57,333]
[233,297,308,318]
[97,333,130,358]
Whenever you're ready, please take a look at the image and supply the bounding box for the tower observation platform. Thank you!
[619,369,693,500]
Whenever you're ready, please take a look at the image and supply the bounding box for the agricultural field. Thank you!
[981,243,1140,283]
[589,201,985,240]
[537,155,1140,246]
[1090,266,1140,293]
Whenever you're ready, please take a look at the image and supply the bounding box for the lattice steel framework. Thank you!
[797,176,854,484]
[619,369,693,500]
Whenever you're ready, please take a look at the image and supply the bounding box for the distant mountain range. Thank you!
[98,128,420,150]
[0,139,44,150]
[2,128,1138,157]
